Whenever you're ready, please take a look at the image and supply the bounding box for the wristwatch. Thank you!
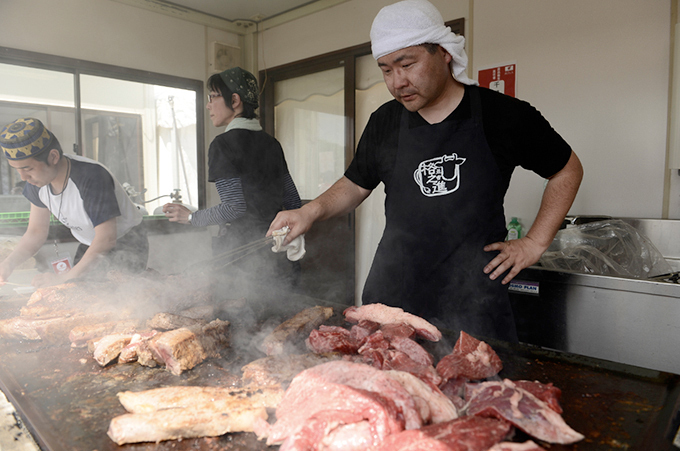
[187,213,193,224]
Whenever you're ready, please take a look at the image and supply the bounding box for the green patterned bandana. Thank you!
[219,67,259,108]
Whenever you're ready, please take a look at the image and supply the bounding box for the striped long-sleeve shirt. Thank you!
[190,172,301,227]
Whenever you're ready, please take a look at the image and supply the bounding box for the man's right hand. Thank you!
[267,207,316,246]
[266,176,372,246]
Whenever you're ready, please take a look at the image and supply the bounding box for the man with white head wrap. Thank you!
[269,0,583,342]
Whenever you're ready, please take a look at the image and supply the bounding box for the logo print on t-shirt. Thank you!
[413,153,466,197]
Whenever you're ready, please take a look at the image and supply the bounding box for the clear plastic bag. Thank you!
[538,219,672,279]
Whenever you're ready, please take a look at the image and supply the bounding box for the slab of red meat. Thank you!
[357,330,391,354]
[317,420,373,451]
[487,441,545,450]
[375,416,512,451]
[293,360,422,430]
[465,379,584,445]
[267,381,403,448]
[306,326,360,354]
[513,380,563,414]
[349,320,380,343]
[383,370,458,424]
[380,322,416,340]
[383,350,442,386]
[280,410,375,451]
[436,331,502,382]
[439,377,467,410]
[343,304,442,342]
[389,335,435,366]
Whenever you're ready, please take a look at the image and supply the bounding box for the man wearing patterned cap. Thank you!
[163,67,302,294]
[269,0,583,341]
[0,117,148,287]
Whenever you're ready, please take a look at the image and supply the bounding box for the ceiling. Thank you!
[160,0,328,23]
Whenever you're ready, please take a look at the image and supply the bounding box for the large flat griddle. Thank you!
[0,298,678,450]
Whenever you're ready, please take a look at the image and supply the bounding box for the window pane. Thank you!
[80,75,198,215]
[0,64,75,204]
[274,67,345,199]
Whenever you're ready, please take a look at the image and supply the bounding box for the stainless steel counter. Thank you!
[509,217,680,375]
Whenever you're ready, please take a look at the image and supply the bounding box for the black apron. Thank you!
[362,88,518,342]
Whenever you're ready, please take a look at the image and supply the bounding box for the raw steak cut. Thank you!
[383,370,458,424]
[436,331,502,381]
[267,382,403,448]
[289,360,422,430]
[306,325,360,354]
[513,380,563,414]
[375,416,512,451]
[344,304,442,341]
[465,379,584,444]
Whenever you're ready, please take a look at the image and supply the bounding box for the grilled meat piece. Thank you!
[241,352,343,387]
[26,283,78,306]
[146,312,205,330]
[147,319,229,375]
[69,319,143,348]
[108,384,284,445]
[187,318,230,358]
[117,385,284,413]
[118,330,160,363]
[0,312,109,343]
[152,328,207,376]
[108,405,268,445]
[93,333,134,366]
[260,306,333,356]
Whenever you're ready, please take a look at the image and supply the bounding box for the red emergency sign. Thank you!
[478,64,516,98]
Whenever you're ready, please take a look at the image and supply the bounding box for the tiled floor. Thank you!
[0,390,39,451]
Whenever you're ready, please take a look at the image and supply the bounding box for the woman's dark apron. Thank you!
[362,88,518,342]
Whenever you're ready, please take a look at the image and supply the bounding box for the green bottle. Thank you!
[507,217,522,240]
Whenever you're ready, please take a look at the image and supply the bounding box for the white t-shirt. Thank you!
[23,155,142,246]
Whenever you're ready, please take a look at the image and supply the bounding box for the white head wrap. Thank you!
[370,0,477,86]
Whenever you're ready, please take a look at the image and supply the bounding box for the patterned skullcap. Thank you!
[219,67,259,108]
[0,118,57,160]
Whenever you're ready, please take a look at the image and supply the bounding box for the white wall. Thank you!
[472,0,672,228]
[259,0,469,69]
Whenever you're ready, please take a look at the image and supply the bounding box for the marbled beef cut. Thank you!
[465,379,584,444]
[436,331,503,382]
[344,304,442,341]
[375,416,512,451]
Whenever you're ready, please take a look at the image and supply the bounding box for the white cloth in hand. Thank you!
[271,226,306,261]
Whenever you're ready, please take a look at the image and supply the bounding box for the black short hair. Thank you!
[32,136,63,165]
[206,73,258,120]
[421,43,440,55]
